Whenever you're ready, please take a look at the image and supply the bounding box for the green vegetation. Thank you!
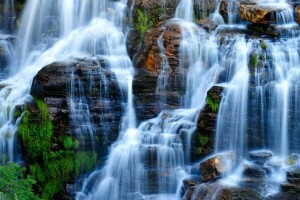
[287,155,298,166]
[135,9,154,35]
[195,135,209,154]
[74,151,97,176]
[260,42,267,51]
[18,98,98,199]
[0,163,39,200]
[18,98,53,161]
[207,96,219,113]
[250,53,259,67]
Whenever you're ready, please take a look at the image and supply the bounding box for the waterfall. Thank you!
[0,0,15,32]
[1,0,300,199]
[215,37,251,163]
[0,0,134,164]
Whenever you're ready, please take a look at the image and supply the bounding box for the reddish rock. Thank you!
[198,19,218,32]
[240,4,290,24]
[295,5,300,24]
[199,152,236,182]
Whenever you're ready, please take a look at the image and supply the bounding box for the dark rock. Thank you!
[183,182,262,200]
[199,152,236,182]
[242,162,271,178]
[248,23,300,37]
[193,86,223,161]
[286,166,300,184]
[248,150,273,165]
[183,177,199,188]
[295,5,300,24]
[281,183,300,193]
[194,0,217,20]
[31,57,123,154]
[219,187,261,200]
[126,29,142,59]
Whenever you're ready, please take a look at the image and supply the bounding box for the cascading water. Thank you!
[215,37,251,163]
[69,71,95,148]
[0,0,134,165]
[0,0,15,32]
[0,0,300,199]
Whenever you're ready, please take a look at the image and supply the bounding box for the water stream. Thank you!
[0,0,300,199]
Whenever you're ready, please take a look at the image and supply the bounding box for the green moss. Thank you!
[135,9,154,35]
[195,135,209,155]
[63,137,73,149]
[260,42,267,51]
[18,98,53,160]
[199,135,209,146]
[250,53,259,67]
[207,96,219,113]
[74,151,97,176]
[18,97,98,199]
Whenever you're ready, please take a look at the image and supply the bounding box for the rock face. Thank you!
[199,152,236,182]
[133,21,185,122]
[31,57,123,154]
[194,0,217,20]
[198,19,218,32]
[126,0,179,59]
[192,86,223,161]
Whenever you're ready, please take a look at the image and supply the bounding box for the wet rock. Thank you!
[183,182,262,200]
[242,162,271,178]
[199,152,236,182]
[183,177,199,188]
[281,183,300,193]
[286,166,300,184]
[248,150,273,165]
[127,0,179,59]
[240,4,291,24]
[133,21,184,122]
[134,21,181,73]
[131,0,178,25]
[31,57,123,153]
[219,187,261,200]
[193,86,223,161]
[248,23,300,37]
[134,27,165,72]
[295,5,300,24]
[126,29,142,59]
[198,19,218,32]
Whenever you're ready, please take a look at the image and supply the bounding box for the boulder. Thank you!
[31,57,123,154]
[242,162,271,178]
[240,4,290,24]
[248,150,273,165]
[198,19,218,32]
[199,152,236,182]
